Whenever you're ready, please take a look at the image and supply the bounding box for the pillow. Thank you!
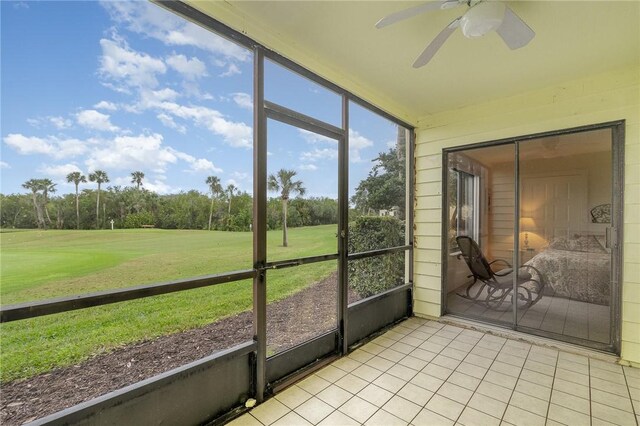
[569,235,608,253]
[547,237,571,251]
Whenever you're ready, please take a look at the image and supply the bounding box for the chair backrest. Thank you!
[456,236,494,280]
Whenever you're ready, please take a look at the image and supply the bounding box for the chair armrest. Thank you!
[494,268,513,277]
[489,258,512,268]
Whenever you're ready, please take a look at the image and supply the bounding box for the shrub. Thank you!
[123,211,155,229]
[348,216,405,298]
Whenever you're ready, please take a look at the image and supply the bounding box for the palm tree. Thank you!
[206,175,223,231]
[131,171,145,189]
[41,178,56,226]
[67,171,87,229]
[89,170,109,229]
[226,183,238,229]
[22,179,46,229]
[268,169,305,247]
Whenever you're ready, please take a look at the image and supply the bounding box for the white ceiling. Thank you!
[190,1,639,122]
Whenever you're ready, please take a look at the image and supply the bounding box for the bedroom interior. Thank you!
[445,125,614,348]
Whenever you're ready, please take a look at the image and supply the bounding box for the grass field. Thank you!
[0,226,338,382]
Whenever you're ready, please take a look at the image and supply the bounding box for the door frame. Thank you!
[441,120,624,354]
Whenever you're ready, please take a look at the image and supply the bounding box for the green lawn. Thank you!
[0,226,338,382]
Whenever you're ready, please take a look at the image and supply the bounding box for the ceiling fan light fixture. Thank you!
[460,1,506,38]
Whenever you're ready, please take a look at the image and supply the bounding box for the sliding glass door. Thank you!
[443,122,622,353]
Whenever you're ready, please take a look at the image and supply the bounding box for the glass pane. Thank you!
[444,144,515,326]
[0,1,254,303]
[266,119,338,262]
[348,251,406,304]
[348,101,408,252]
[1,279,253,424]
[517,129,612,344]
[267,261,338,356]
[265,59,341,127]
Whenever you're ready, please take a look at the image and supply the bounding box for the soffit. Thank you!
[187,1,640,123]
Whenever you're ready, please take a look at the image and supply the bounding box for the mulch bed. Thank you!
[1,272,360,425]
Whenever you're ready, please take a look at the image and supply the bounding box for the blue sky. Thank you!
[1,1,401,199]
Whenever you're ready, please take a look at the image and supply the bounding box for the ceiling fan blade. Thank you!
[496,6,535,50]
[375,0,460,29]
[413,18,461,68]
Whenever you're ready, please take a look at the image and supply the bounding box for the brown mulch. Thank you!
[1,272,360,425]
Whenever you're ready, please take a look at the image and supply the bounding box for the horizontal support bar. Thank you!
[347,245,412,261]
[264,101,344,140]
[265,253,339,270]
[347,282,413,309]
[1,269,256,323]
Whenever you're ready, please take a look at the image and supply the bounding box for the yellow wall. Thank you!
[414,65,640,364]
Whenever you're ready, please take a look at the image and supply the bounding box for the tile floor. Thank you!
[230,317,639,426]
[447,290,610,343]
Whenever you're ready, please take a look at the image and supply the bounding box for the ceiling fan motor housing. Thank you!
[460,1,506,38]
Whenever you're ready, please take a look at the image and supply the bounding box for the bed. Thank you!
[525,235,610,305]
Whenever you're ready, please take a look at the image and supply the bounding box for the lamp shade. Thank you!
[520,217,536,230]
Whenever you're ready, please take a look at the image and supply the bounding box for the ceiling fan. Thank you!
[376,0,535,68]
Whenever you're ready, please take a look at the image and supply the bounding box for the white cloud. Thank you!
[231,171,249,181]
[220,63,241,77]
[158,101,252,148]
[231,92,253,110]
[100,1,250,62]
[37,163,82,180]
[94,101,118,111]
[166,54,207,80]
[299,164,318,171]
[85,133,176,172]
[386,140,396,149]
[225,178,238,187]
[299,129,337,145]
[99,36,166,90]
[301,148,338,162]
[76,109,120,132]
[3,134,89,159]
[157,113,186,134]
[349,129,374,163]
[173,150,222,173]
[0,161,10,169]
[49,116,73,129]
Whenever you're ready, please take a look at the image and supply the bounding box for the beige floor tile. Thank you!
[547,403,591,426]
[590,367,627,385]
[519,368,554,388]
[366,356,395,372]
[387,363,419,381]
[524,359,556,377]
[391,342,417,355]
[250,398,291,425]
[338,395,378,424]
[409,348,437,363]
[411,408,454,426]
[625,375,640,390]
[316,365,347,383]
[467,392,507,419]
[496,352,526,368]
[590,359,622,373]
[477,380,514,403]
[317,410,360,426]
[357,383,394,407]
[436,382,473,405]
[557,351,586,365]
[591,401,638,426]
[365,409,408,426]
[352,364,384,382]
[456,362,488,379]
[410,371,444,392]
[554,368,589,386]
[515,379,552,402]
[503,405,546,426]
[294,396,334,425]
[332,357,361,373]
[272,411,313,426]
[471,346,500,360]
[316,384,353,409]
[372,336,396,348]
[228,413,263,426]
[422,362,453,380]
[526,351,557,367]
[361,342,386,356]
[592,417,619,426]
[508,391,548,417]
[429,335,454,347]
[545,420,567,426]
[446,371,481,391]
[456,406,501,426]
[556,358,589,375]
[465,353,494,369]
[591,388,634,412]
[334,374,368,394]
[379,348,406,363]
[382,395,422,422]
[399,355,430,371]
[425,394,464,421]
[448,339,474,353]
[298,375,332,395]
[373,372,406,393]
[490,361,522,378]
[552,377,590,400]
[440,346,467,361]
[484,370,518,389]
[550,390,590,415]
[431,354,461,370]
[591,377,630,397]
[275,385,313,409]
[349,349,375,363]
[500,346,530,360]
[397,382,434,406]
